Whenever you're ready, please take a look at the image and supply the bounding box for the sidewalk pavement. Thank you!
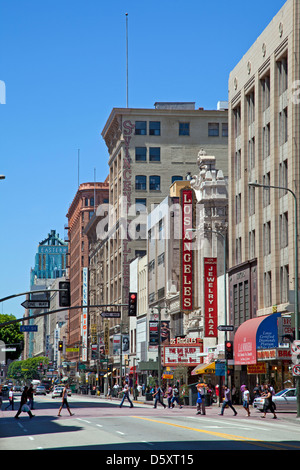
[85,392,300,424]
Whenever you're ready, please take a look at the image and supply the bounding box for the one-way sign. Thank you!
[217,325,234,332]
[100,311,121,318]
[21,300,50,309]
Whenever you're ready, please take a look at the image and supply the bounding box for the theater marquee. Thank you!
[180,188,194,312]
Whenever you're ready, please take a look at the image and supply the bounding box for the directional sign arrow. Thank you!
[21,300,50,309]
[217,325,234,332]
[100,311,121,318]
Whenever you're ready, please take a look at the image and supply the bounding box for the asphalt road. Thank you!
[1,393,300,454]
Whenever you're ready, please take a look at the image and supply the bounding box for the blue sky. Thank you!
[0,0,286,318]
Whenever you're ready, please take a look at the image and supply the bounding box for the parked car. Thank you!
[253,388,297,412]
[52,385,71,398]
[35,385,47,396]
[12,386,23,396]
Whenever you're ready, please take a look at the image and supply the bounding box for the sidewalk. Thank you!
[84,392,300,423]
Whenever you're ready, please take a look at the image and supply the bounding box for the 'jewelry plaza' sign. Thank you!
[204,257,218,337]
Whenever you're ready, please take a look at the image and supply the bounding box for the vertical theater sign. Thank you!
[204,257,218,337]
[180,188,194,312]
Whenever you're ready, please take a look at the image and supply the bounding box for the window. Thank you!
[135,121,147,135]
[233,106,241,138]
[278,56,288,95]
[263,173,270,207]
[135,198,147,214]
[222,123,228,137]
[261,75,270,111]
[280,212,288,248]
[149,121,160,135]
[172,175,183,183]
[279,108,288,145]
[179,122,190,135]
[149,175,160,191]
[264,271,272,307]
[208,123,219,136]
[135,147,147,161]
[149,147,160,162]
[135,175,147,191]
[247,91,255,124]
[263,221,271,255]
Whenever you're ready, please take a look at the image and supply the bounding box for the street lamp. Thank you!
[249,181,300,417]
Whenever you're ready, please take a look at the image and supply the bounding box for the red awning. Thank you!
[130,366,137,372]
[234,315,269,365]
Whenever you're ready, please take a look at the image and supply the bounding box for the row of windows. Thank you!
[135,175,183,191]
[134,120,228,137]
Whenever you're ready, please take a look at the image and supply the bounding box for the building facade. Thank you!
[99,102,228,378]
[66,181,109,364]
[228,0,300,390]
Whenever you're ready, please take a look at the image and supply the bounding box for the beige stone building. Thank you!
[98,102,228,374]
[228,0,300,329]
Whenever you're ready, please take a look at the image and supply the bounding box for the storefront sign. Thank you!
[204,257,218,337]
[180,188,194,312]
[247,363,267,374]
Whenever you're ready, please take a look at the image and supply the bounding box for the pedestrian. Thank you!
[14,386,35,419]
[119,379,134,408]
[27,385,34,410]
[5,387,14,410]
[253,382,262,398]
[242,385,250,416]
[219,385,237,416]
[171,384,182,408]
[107,386,112,399]
[153,383,166,409]
[261,384,277,419]
[167,384,173,408]
[196,379,207,415]
[57,384,74,417]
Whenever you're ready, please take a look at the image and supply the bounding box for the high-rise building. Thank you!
[228,0,299,387]
[66,180,109,363]
[99,102,228,374]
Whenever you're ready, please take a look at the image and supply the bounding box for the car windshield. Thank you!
[275,389,289,396]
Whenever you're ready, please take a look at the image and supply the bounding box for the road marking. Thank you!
[131,416,300,450]
[96,424,103,428]
[28,436,34,441]
[76,418,91,424]
[116,431,125,435]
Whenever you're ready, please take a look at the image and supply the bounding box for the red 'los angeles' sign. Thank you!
[181,189,194,311]
[204,257,218,337]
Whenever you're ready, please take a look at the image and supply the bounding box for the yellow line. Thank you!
[131,416,300,450]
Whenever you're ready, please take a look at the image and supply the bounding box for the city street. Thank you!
[1,394,300,452]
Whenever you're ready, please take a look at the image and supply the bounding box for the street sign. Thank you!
[21,300,50,309]
[100,311,121,318]
[217,325,234,332]
[292,364,300,376]
[20,325,38,332]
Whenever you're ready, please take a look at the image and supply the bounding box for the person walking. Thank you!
[57,384,74,417]
[196,379,207,415]
[219,385,237,416]
[261,384,277,419]
[171,384,182,408]
[5,387,14,410]
[167,384,173,408]
[242,385,250,416]
[119,380,134,408]
[27,385,34,410]
[14,386,35,419]
[153,383,166,409]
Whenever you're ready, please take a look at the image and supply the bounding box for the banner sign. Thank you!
[82,267,88,361]
[180,188,194,312]
[204,257,218,337]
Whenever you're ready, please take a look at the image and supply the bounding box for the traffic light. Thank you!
[225,341,233,360]
[58,341,63,351]
[59,281,70,307]
[128,292,137,316]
